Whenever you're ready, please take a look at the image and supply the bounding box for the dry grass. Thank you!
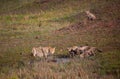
[0,58,101,79]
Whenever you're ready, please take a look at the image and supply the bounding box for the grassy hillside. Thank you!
[0,0,120,79]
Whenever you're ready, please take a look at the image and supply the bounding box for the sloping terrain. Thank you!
[0,0,120,79]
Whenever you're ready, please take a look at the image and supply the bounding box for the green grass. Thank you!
[0,0,120,79]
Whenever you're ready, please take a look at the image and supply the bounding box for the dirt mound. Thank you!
[55,20,120,34]
[55,22,84,33]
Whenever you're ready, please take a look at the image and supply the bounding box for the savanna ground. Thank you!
[0,0,120,79]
